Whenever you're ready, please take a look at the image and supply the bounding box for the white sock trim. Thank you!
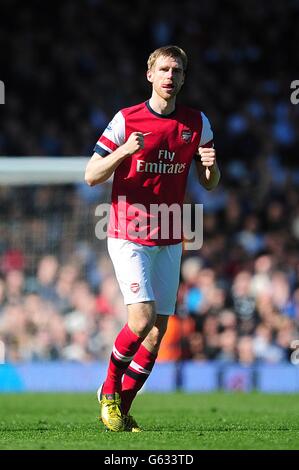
[113,345,135,362]
[129,360,151,375]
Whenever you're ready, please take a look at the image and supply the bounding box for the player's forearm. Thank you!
[85,147,130,186]
[197,162,221,190]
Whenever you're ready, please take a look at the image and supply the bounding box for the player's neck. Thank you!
[149,95,176,116]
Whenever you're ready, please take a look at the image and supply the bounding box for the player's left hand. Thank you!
[198,146,216,180]
[198,146,216,168]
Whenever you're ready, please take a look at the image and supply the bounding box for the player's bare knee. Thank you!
[128,301,156,338]
[129,315,156,338]
[133,321,154,338]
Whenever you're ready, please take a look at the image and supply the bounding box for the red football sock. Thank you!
[121,344,157,414]
[102,324,143,394]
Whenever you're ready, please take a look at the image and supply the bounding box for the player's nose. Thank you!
[166,68,174,78]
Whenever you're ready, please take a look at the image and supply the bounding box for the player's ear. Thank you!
[147,69,153,83]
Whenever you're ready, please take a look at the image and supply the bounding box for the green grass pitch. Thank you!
[0,392,299,450]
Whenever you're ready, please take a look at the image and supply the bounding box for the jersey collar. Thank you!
[145,100,177,118]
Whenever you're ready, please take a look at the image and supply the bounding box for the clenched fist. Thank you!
[198,146,216,180]
[122,132,144,156]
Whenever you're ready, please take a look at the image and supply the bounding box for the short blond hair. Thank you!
[147,45,188,71]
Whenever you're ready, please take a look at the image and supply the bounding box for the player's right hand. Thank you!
[122,132,144,155]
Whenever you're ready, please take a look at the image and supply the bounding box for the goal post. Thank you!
[0,157,89,185]
[0,157,112,275]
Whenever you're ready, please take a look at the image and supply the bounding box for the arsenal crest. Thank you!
[181,129,192,143]
[130,282,140,294]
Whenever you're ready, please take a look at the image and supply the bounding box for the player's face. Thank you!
[147,55,185,100]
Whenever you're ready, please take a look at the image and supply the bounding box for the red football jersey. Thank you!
[94,101,213,246]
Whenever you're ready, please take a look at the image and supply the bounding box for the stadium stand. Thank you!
[0,0,299,368]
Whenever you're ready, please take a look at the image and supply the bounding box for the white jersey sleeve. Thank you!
[199,112,214,147]
[94,111,125,156]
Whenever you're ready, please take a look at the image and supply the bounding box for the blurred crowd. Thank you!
[0,0,299,363]
[1,0,298,162]
[1,176,299,364]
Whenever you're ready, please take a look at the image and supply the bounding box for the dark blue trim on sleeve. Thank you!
[93,144,110,157]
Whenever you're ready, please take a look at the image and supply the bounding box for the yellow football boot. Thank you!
[98,389,124,432]
[123,414,142,432]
